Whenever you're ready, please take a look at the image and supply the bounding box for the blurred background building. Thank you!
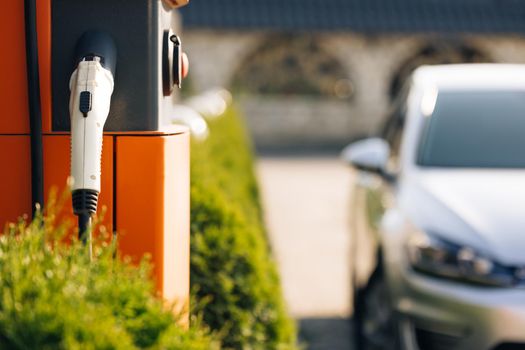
[180,0,525,151]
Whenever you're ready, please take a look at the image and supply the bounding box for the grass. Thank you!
[0,197,218,350]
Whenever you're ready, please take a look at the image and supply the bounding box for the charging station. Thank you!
[0,0,190,308]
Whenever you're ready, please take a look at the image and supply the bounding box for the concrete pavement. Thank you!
[257,156,355,350]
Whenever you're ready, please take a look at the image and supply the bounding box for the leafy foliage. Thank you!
[190,106,297,349]
[0,105,295,350]
[0,203,217,350]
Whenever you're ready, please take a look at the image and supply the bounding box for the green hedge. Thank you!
[190,106,297,349]
[0,210,217,350]
[0,105,295,349]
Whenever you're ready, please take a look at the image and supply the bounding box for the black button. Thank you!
[79,91,92,116]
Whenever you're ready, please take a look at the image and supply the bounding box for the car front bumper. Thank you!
[391,267,525,350]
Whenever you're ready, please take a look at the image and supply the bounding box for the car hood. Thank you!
[400,169,525,265]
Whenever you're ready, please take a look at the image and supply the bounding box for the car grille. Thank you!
[415,328,462,350]
[492,344,525,350]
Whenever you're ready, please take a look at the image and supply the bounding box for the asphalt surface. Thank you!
[257,156,355,350]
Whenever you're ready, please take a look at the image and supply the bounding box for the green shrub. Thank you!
[190,106,297,349]
[0,105,295,350]
[0,207,218,350]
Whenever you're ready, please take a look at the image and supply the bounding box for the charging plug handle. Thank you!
[70,31,116,239]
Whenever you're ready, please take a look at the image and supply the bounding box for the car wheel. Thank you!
[354,269,398,350]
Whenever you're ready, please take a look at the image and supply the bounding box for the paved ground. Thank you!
[257,156,355,350]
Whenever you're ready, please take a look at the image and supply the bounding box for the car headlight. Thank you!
[406,231,525,287]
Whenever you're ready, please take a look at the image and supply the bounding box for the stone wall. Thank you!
[182,31,264,92]
[239,96,365,151]
[183,30,525,150]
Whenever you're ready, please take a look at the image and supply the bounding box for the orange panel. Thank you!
[43,135,114,233]
[162,133,190,307]
[37,0,52,133]
[0,136,31,228]
[0,1,30,134]
[116,133,190,306]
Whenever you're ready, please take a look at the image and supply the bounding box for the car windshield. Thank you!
[417,90,525,168]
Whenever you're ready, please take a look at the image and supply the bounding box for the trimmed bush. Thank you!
[0,206,218,350]
[0,105,295,349]
[190,106,297,349]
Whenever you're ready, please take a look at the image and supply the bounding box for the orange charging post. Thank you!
[0,0,190,312]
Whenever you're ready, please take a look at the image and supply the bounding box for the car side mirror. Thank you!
[341,138,390,176]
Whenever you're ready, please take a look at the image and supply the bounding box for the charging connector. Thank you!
[72,189,98,241]
[69,32,116,240]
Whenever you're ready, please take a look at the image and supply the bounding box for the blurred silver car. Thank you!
[343,64,525,350]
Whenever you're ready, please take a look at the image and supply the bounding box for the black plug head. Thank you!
[74,30,117,76]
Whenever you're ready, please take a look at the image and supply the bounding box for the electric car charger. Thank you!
[69,31,116,240]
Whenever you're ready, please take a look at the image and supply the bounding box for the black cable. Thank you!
[24,0,44,217]
[77,213,92,244]
[78,212,93,259]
